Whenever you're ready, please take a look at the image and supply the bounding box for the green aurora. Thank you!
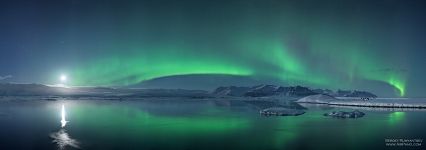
[40,0,412,97]
[70,37,406,96]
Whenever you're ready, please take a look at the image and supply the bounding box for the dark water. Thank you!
[0,99,425,150]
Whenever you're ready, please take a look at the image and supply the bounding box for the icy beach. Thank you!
[297,94,426,108]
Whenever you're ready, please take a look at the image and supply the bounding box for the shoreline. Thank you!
[298,99,426,109]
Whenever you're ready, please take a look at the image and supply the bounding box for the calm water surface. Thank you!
[0,99,425,150]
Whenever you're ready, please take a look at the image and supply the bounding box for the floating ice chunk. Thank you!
[260,107,305,116]
[323,110,365,118]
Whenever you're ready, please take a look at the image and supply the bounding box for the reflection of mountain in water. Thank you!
[50,129,80,150]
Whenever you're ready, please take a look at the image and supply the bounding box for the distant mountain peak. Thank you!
[212,84,377,98]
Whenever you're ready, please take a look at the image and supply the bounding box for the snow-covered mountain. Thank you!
[0,83,377,99]
[334,89,377,98]
[211,86,251,97]
[212,84,377,98]
[212,84,317,97]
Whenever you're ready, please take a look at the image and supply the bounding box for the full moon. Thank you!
[60,75,67,82]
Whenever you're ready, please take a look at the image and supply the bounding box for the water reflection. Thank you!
[50,129,80,150]
[50,103,80,150]
[389,111,406,125]
[61,104,68,128]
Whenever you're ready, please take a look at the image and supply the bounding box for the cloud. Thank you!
[0,75,12,80]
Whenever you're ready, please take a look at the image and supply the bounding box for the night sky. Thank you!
[0,0,425,97]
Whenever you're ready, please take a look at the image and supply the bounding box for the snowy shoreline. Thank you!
[296,94,426,108]
[327,100,426,108]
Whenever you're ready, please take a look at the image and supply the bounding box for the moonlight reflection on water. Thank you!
[50,104,80,150]
[61,104,68,128]
[50,129,80,150]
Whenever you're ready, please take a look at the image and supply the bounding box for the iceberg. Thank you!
[260,107,305,116]
[323,110,365,118]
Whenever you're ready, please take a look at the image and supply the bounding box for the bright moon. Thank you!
[60,75,67,82]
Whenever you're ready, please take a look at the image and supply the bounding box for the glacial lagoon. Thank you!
[0,98,425,150]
